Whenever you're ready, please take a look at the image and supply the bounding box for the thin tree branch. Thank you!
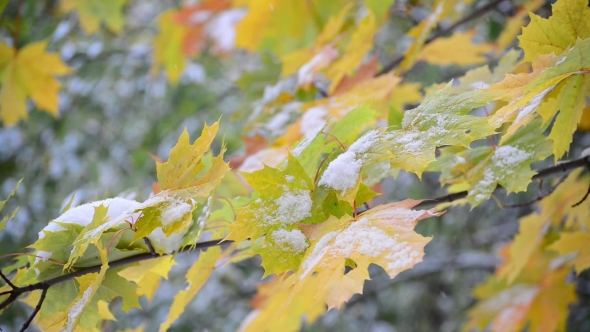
[0,238,232,312]
[572,176,590,207]
[376,0,505,76]
[503,173,568,208]
[19,285,48,332]
[143,237,157,256]
[44,239,231,288]
[0,269,17,289]
[414,156,590,209]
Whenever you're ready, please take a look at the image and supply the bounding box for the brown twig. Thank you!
[503,173,568,208]
[0,269,17,289]
[414,156,590,209]
[0,238,231,312]
[572,177,590,207]
[19,285,48,332]
[143,237,157,256]
[376,0,505,76]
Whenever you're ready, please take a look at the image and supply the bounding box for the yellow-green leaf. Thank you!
[519,0,590,62]
[0,41,71,126]
[61,0,126,34]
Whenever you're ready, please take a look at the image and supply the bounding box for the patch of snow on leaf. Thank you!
[272,229,309,253]
[41,197,142,237]
[514,86,554,123]
[148,228,188,253]
[554,56,567,66]
[471,145,532,203]
[349,130,380,154]
[265,189,312,225]
[369,208,425,223]
[64,286,94,332]
[492,146,531,173]
[318,151,362,193]
[300,106,328,137]
[34,251,53,265]
[318,130,381,193]
[161,199,192,226]
[300,218,419,279]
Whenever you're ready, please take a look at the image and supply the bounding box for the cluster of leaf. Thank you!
[1,0,590,331]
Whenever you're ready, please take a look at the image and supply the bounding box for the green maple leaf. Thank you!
[384,84,497,177]
[61,0,126,34]
[294,106,377,178]
[65,205,109,269]
[437,119,552,207]
[227,153,312,242]
[257,226,310,276]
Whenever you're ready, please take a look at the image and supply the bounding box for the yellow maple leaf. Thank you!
[324,12,379,92]
[118,256,176,302]
[235,0,319,55]
[151,10,190,83]
[156,121,230,197]
[241,200,439,331]
[398,0,469,73]
[466,252,575,332]
[498,169,590,282]
[97,300,116,321]
[280,3,351,77]
[158,246,221,332]
[519,0,590,62]
[550,231,590,272]
[0,41,71,126]
[496,0,545,51]
[53,241,110,332]
[418,31,494,66]
[61,0,126,34]
[579,105,590,130]
[488,37,590,158]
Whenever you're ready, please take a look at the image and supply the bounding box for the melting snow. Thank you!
[40,197,142,238]
[64,287,94,332]
[492,146,531,173]
[272,228,309,253]
[514,86,554,123]
[34,251,53,265]
[369,208,425,223]
[471,145,532,202]
[318,130,380,193]
[264,189,312,225]
[300,218,419,279]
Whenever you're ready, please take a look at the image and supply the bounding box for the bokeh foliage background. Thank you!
[0,0,589,331]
